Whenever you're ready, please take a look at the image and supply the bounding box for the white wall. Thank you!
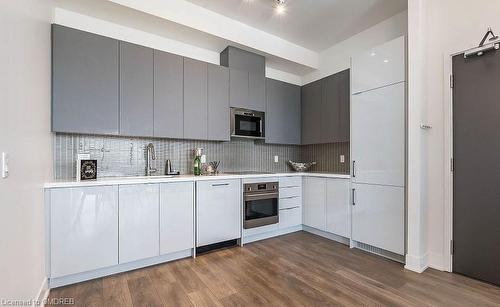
[302,11,408,85]
[411,0,500,270]
[0,0,53,303]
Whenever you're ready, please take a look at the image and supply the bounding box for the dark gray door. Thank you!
[52,25,119,135]
[154,50,184,139]
[229,68,249,109]
[266,78,301,145]
[453,50,500,286]
[119,42,154,137]
[301,80,322,144]
[207,64,230,141]
[183,57,208,140]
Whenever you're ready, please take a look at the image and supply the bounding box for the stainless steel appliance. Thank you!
[243,182,279,229]
[230,108,265,139]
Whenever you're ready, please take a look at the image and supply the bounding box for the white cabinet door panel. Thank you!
[119,184,159,263]
[279,207,302,229]
[160,182,194,255]
[50,186,118,278]
[351,82,405,186]
[351,183,404,255]
[302,177,326,230]
[196,180,241,246]
[351,36,405,94]
[326,179,350,238]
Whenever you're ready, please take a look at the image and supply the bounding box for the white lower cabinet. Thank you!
[351,183,404,255]
[160,182,194,254]
[279,206,302,229]
[326,179,350,238]
[119,184,160,263]
[303,177,326,230]
[196,179,241,247]
[50,186,118,278]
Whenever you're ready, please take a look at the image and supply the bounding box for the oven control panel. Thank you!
[244,182,279,194]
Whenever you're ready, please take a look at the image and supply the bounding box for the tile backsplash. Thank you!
[53,133,349,180]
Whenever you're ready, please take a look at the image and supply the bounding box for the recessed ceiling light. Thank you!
[370,52,377,57]
[383,59,389,63]
[275,0,286,15]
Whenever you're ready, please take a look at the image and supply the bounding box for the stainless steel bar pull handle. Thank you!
[352,188,356,206]
[352,161,356,177]
[212,183,229,187]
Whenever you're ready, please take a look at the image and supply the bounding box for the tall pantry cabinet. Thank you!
[350,36,406,256]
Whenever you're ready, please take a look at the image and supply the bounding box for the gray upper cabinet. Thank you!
[337,70,350,142]
[52,25,119,135]
[154,50,184,139]
[249,72,266,112]
[119,42,154,137]
[301,69,350,145]
[222,46,266,111]
[183,58,208,140]
[220,46,265,74]
[229,68,249,109]
[208,64,230,141]
[320,69,350,143]
[266,78,301,145]
[301,80,322,145]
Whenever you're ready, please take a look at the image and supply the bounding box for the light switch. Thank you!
[2,152,9,179]
[340,155,345,163]
[274,155,279,163]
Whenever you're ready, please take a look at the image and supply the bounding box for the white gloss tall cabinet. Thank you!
[350,36,406,257]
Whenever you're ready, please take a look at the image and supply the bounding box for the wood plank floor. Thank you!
[47,231,500,306]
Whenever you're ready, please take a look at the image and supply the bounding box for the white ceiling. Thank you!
[185,0,407,51]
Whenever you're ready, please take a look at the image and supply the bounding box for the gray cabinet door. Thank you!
[119,42,154,137]
[321,74,340,143]
[207,64,230,141]
[338,69,350,142]
[249,72,266,112]
[229,68,249,109]
[154,50,184,139]
[183,58,208,140]
[266,78,301,145]
[52,25,119,135]
[301,80,322,144]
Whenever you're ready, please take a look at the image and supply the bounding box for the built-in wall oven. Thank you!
[230,108,265,139]
[243,182,279,229]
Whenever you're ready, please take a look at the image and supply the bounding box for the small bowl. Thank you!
[288,160,317,172]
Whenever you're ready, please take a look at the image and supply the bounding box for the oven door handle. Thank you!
[244,193,279,201]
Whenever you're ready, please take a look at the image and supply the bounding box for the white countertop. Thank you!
[44,172,350,188]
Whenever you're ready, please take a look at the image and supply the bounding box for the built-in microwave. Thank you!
[230,108,265,139]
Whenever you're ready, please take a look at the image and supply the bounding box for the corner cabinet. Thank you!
[49,186,119,278]
[52,25,119,135]
[266,78,301,145]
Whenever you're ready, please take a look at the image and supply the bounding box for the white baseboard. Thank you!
[405,252,429,273]
[32,277,50,307]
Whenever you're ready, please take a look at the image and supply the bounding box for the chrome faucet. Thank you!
[145,143,158,176]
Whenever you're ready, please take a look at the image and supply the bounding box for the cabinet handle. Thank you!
[280,206,300,211]
[212,183,229,187]
[352,188,356,206]
[352,161,356,178]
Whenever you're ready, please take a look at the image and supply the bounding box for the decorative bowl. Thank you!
[288,160,317,172]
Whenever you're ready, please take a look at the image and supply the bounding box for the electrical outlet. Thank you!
[201,154,206,164]
[274,155,279,163]
[340,155,345,163]
[2,152,9,179]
